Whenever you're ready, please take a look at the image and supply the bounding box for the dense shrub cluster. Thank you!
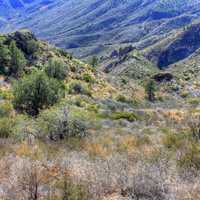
[69,81,91,96]
[45,58,69,80]
[38,107,87,140]
[0,117,15,138]
[13,70,65,116]
[0,41,26,77]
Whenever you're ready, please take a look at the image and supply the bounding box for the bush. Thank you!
[162,133,184,150]
[11,115,38,141]
[145,79,157,102]
[88,56,98,68]
[38,107,87,140]
[69,82,91,96]
[0,43,10,74]
[187,113,200,140]
[61,176,89,200]
[178,143,200,170]
[116,94,137,105]
[9,41,26,77]
[45,58,68,80]
[124,162,170,200]
[0,117,14,138]
[0,101,14,117]
[82,73,94,83]
[13,70,65,116]
[26,39,39,55]
[110,111,138,122]
[69,118,87,138]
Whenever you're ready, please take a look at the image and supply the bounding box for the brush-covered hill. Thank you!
[0,30,200,200]
[0,29,125,99]
[0,29,147,121]
[100,45,158,82]
[1,0,200,58]
[99,21,200,88]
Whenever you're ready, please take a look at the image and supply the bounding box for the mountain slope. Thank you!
[143,21,200,68]
[1,0,200,58]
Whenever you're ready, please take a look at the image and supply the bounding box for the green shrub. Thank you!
[0,43,10,74]
[162,133,183,149]
[69,82,91,96]
[145,79,157,102]
[38,107,87,140]
[58,48,72,59]
[61,177,89,200]
[0,101,13,117]
[69,118,87,138]
[88,56,98,68]
[177,143,200,170]
[115,94,137,105]
[13,70,65,116]
[116,94,127,103]
[11,115,37,141]
[187,114,200,140]
[9,41,26,77]
[187,97,200,106]
[0,89,13,100]
[82,73,94,83]
[26,39,39,55]
[110,111,138,122]
[45,58,68,80]
[0,117,14,138]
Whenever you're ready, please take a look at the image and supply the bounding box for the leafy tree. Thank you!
[9,41,26,77]
[145,79,156,102]
[13,70,65,116]
[26,39,39,55]
[45,58,68,80]
[0,43,10,74]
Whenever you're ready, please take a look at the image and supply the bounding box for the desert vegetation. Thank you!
[0,30,199,200]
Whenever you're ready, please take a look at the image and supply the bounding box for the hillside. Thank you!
[100,46,158,81]
[0,28,200,199]
[1,0,200,58]
[143,21,200,68]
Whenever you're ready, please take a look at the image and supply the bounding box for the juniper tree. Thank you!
[9,41,26,77]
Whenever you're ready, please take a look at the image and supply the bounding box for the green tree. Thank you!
[26,39,39,55]
[9,41,26,77]
[13,70,65,116]
[0,43,10,74]
[145,79,156,102]
[45,58,68,80]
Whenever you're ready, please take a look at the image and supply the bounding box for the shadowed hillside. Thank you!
[1,0,200,58]
[144,22,200,68]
